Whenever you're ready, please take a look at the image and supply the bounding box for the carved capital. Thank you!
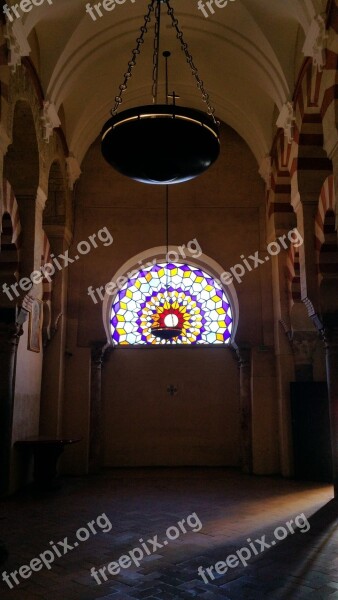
[41,101,61,143]
[276,102,295,144]
[235,345,251,368]
[4,21,31,72]
[290,331,319,365]
[91,342,110,367]
[259,156,272,190]
[36,187,47,211]
[302,15,328,72]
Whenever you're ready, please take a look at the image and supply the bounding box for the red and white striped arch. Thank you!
[315,174,336,251]
[286,244,301,308]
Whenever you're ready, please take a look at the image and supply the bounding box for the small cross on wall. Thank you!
[167,384,178,397]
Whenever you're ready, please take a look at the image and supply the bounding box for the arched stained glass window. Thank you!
[110,262,233,345]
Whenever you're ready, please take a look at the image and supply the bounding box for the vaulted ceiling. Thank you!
[20,0,327,167]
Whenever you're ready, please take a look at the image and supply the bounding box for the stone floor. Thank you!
[0,468,337,599]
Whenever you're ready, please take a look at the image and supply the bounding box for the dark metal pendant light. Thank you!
[101,0,220,185]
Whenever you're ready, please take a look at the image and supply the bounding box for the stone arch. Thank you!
[1,179,22,248]
[315,175,338,315]
[4,99,39,197]
[286,245,301,310]
[102,246,239,347]
[39,156,70,437]
[44,160,66,227]
[3,98,40,283]
[0,180,21,308]
[290,58,333,197]
[321,9,338,155]
[319,209,338,278]
[315,174,336,269]
[268,131,296,240]
[0,213,19,303]
[290,64,333,317]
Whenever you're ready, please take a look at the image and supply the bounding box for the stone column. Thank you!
[0,309,23,496]
[236,346,252,473]
[292,194,320,317]
[89,342,109,473]
[39,227,72,437]
[322,315,338,497]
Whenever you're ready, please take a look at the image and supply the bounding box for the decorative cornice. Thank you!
[4,20,31,72]
[36,187,47,211]
[259,155,272,190]
[276,102,295,145]
[41,101,61,143]
[91,341,111,366]
[289,331,319,364]
[302,15,328,72]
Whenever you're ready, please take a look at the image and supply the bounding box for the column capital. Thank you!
[302,14,328,72]
[36,187,47,211]
[276,102,295,144]
[259,155,272,190]
[289,330,319,365]
[90,341,110,366]
[235,345,251,367]
[41,101,61,143]
[4,20,31,72]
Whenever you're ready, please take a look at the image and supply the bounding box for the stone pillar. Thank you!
[0,309,23,496]
[322,315,338,497]
[39,227,72,437]
[236,346,252,473]
[291,193,321,317]
[269,231,296,477]
[251,346,279,474]
[89,342,109,473]
[290,331,319,381]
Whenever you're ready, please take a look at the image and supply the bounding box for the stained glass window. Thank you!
[110,262,233,345]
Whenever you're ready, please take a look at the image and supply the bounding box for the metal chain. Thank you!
[111,0,218,124]
[152,0,161,103]
[166,0,218,124]
[111,0,156,116]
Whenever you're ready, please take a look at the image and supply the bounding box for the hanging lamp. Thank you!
[150,185,182,340]
[101,0,220,185]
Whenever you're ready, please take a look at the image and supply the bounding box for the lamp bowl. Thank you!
[101,104,220,185]
[150,326,182,340]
